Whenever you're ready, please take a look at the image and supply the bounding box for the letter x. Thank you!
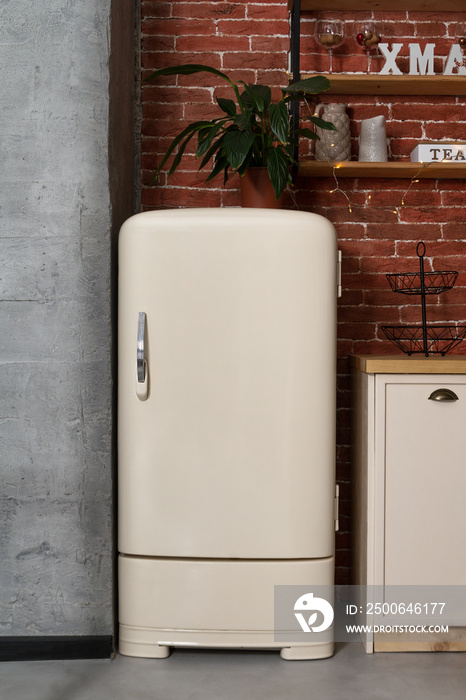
[379,43,403,75]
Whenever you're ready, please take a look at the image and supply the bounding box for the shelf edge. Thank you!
[289,1,465,11]
[298,161,466,179]
[297,74,466,96]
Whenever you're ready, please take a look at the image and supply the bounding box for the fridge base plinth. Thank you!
[119,625,333,660]
[118,554,334,660]
[279,644,333,660]
[119,635,171,658]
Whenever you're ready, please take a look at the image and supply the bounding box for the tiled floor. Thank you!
[2,643,466,700]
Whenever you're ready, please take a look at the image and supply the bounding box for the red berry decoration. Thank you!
[357,32,365,45]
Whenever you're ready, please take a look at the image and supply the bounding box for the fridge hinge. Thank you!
[334,484,340,532]
[337,250,342,298]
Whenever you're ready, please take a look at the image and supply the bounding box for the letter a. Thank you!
[444,44,466,75]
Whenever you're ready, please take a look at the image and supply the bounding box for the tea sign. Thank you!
[411,143,466,162]
[379,43,466,76]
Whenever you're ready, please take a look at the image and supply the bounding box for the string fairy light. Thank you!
[399,162,432,206]
[330,163,353,212]
[298,98,443,217]
[299,97,353,212]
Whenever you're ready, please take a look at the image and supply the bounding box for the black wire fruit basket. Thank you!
[386,270,458,295]
[381,242,466,356]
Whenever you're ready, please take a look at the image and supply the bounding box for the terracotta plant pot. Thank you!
[240,167,284,209]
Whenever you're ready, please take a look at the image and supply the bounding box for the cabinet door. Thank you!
[382,378,466,586]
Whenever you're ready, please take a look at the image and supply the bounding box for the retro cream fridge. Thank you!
[118,208,339,660]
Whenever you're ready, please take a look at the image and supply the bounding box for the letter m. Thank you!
[409,43,435,75]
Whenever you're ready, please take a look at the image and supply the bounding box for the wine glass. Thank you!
[456,23,466,69]
[354,20,383,73]
[315,19,345,73]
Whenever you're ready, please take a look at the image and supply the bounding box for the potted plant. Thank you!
[145,64,335,207]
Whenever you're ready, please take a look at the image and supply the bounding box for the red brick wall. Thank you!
[141,2,466,585]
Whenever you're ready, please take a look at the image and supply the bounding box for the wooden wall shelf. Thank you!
[289,2,466,180]
[288,1,464,10]
[300,74,466,96]
[299,161,466,179]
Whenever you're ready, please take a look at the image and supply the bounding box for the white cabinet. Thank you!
[351,355,466,652]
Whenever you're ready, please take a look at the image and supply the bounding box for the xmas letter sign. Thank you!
[378,43,466,76]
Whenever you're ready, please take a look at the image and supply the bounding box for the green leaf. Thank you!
[268,102,290,144]
[287,75,331,95]
[236,151,254,176]
[223,130,255,169]
[151,120,214,181]
[302,115,337,131]
[233,112,253,131]
[283,92,303,103]
[144,64,244,108]
[196,121,227,157]
[144,63,235,87]
[168,131,197,176]
[245,84,271,111]
[205,154,229,182]
[294,128,319,140]
[267,148,291,199]
[198,134,225,170]
[239,83,265,115]
[216,97,236,116]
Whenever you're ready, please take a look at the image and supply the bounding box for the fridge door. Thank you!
[118,209,337,559]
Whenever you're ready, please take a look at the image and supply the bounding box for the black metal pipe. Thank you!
[290,0,301,84]
[417,241,429,356]
[290,0,301,180]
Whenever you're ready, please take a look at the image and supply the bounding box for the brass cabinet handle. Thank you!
[428,388,459,402]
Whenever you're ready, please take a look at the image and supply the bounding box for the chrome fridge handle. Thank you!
[137,312,146,382]
[136,312,148,400]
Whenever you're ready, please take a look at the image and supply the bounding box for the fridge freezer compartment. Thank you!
[119,554,334,659]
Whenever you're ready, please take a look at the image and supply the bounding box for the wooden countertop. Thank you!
[350,354,466,374]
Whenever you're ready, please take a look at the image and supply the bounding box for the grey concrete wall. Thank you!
[0,0,134,636]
